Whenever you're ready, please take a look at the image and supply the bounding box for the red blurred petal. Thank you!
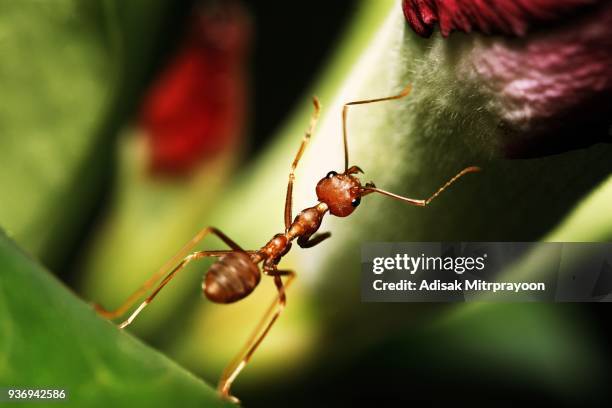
[402,0,600,37]
[402,0,433,37]
[140,3,250,175]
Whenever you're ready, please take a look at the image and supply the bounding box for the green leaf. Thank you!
[0,0,175,267]
[0,0,112,260]
[0,229,231,408]
[545,175,612,241]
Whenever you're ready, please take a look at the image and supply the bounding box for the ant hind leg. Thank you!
[92,226,245,320]
[217,268,296,403]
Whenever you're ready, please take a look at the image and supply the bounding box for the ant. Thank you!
[93,83,480,403]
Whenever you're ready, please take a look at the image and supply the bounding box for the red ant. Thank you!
[93,84,480,403]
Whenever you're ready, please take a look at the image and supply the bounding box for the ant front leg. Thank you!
[361,166,480,207]
[297,232,331,248]
[341,84,411,171]
[217,264,296,403]
[284,97,321,230]
[93,226,246,321]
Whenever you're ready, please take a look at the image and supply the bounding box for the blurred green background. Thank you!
[0,0,611,406]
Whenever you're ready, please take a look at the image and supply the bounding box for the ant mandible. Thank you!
[93,83,480,403]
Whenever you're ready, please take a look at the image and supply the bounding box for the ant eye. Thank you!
[326,171,337,179]
[351,197,361,207]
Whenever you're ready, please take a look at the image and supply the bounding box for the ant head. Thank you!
[316,166,364,217]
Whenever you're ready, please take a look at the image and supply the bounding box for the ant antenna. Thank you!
[342,83,412,171]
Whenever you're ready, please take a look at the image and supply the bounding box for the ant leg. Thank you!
[342,83,412,171]
[93,227,245,320]
[284,97,321,231]
[297,232,331,248]
[118,248,256,329]
[218,268,296,403]
[362,166,481,206]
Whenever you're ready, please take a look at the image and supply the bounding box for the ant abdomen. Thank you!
[203,252,261,303]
